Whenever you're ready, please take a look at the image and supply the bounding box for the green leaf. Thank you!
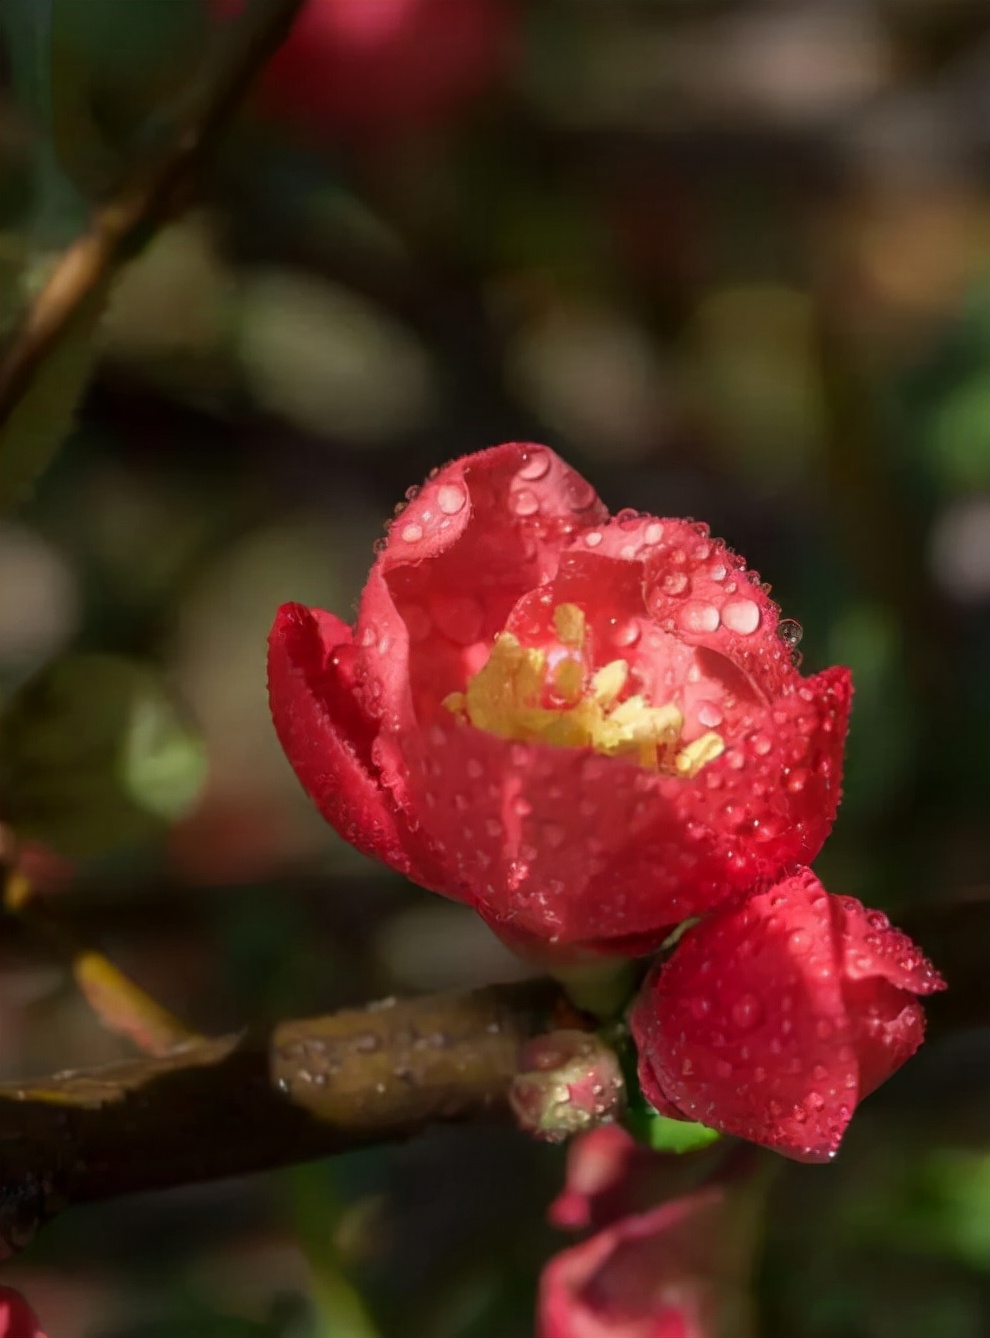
[0,652,207,857]
[626,1107,722,1154]
[0,284,109,510]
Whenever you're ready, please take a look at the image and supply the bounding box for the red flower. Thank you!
[630,869,946,1162]
[268,444,851,956]
[0,1288,46,1338]
[540,1187,756,1338]
[213,0,515,142]
[549,1125,702,1233]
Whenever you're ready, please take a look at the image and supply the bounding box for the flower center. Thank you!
[443,603,725,776]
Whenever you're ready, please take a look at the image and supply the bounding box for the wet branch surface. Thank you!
[0,979,563,1255]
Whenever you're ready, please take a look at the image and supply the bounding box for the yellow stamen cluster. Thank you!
[443,603,724,776]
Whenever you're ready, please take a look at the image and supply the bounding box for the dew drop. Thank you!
[697,701,724,729]
[566,476,599,511]
[731,994,763,1031]
[610,618,641,648]
[512,489,540,517]
[512,796,533,817]
[663,571,689,596]
[518,449,550,481]
[680,602,721,634]
[752,733,773,756]
[777,618,804,648]
[437,482,467,515]
[644,521,664,544]
[789,930,809,952]
[786,768,809,794]
[690,996,711,1019]
[584,530,603,548]
[400,522,424,543]
[722,599,761,635]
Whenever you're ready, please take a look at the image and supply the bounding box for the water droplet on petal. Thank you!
[401,522,424,543]
[777,618,804,648]
[752,733,773,756]
[644,521,664,544]
[584,530,603,547]
[610,618,641,648]
[518,449,550,481]
[789,930,809,952]
[512,489,540,517]
[663,571,689,596]
[731,994,763,1030]
[437,483,466,515]
[690,996,711,1019]
[722,599,761,635]
[786,768,809,794]
[566,476,599,511]
[697,701,724,729]
[680,603,721,634]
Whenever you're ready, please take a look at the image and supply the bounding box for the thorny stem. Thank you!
[0,0,308,431]
[0,979,564,1257]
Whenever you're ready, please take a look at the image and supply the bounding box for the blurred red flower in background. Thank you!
[213,0,517,141]
[540,1184,756,1338]
[630,868,946,1161]
[269,443,851,958]
[0,1288,46,1338]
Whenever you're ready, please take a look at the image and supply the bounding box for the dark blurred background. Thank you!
[1,1,988,1334]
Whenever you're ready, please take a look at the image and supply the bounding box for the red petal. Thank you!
[267,603,442,884]
[0,1288,46,1338]
[833,895,946,995]
[843,978,927,1099]
[631,872,857,1162]
[359,443,608,725]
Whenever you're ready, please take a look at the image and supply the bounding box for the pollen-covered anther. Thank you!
[444,604,724,777]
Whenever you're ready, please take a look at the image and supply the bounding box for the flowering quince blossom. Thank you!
[268,443,852,958]
[0,1287,47,1338]
[540,1182,756,1338]
[630,868,946,1162]
[549,1125,697,1233]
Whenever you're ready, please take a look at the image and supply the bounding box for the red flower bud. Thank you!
[539,1186,756,1338]
[0,1288,47,1338]
[629,869,946,1162]
[510,1030,626,1142]
[268,444,851,957]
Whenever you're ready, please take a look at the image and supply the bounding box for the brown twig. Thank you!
[0,979,564,1256]
[0,0,308,432]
